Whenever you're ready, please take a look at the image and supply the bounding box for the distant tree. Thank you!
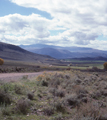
[103,62,107,70]
[0,58,4,65]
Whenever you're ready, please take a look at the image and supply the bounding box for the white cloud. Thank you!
[86,40,107,51]
[0,0,107,50]
[0,13,52,44]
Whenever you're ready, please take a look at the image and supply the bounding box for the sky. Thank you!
[0,0,107,50]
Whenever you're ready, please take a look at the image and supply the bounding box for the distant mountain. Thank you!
[20,44,107,59]
[0,42,60,64]
[32,48,75,59]
[69,56,107,61]
[20,44,57,49]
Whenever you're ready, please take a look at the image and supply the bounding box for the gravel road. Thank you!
[0,71,46,82]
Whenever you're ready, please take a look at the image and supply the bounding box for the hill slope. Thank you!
[0,42,59,64]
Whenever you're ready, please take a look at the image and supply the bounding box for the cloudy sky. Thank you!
[0,0,107,50]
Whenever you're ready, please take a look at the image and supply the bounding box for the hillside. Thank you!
[0,42,60,64]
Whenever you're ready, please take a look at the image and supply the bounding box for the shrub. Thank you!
[16,98,31,114]
[49,78,60,88]
[52,113,63,120]
[75,102,101,120]
[0,58,4,65]
[103,62,107,70]
[54,101,65,113]
[27,92,34,100]
[43,106,54,116]
[55,89,65,98]
[49,88,65,97]
[41,80,48,87]
[1,83,14,93]
[14,85,24,94]
[64,95,79,108]
[0,90,12,105]
[49,88,56,96]
[2,107,12,116]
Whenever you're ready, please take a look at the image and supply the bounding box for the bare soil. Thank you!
[0,71,47,82]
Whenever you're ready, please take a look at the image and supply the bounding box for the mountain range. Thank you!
[20,44,107,59]
[0,42,107,62]
[0,42,60,64]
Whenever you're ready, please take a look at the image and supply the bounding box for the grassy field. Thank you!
[53,61,105,70]
[0,59,106,73]
[0,71,107,120]
[0,60,62,73]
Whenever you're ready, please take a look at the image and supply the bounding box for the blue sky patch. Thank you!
[96,35,107,41]
[0,0,52,19]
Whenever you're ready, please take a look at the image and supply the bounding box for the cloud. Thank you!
[0,0,107,50]
[86,40,107,51]
[0,13,52,44]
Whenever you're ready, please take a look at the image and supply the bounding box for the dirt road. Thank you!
[0,71,48,82]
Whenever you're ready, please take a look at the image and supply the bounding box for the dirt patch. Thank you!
[0,71,48,82]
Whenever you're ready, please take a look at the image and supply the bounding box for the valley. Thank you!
[0,42,107,120]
